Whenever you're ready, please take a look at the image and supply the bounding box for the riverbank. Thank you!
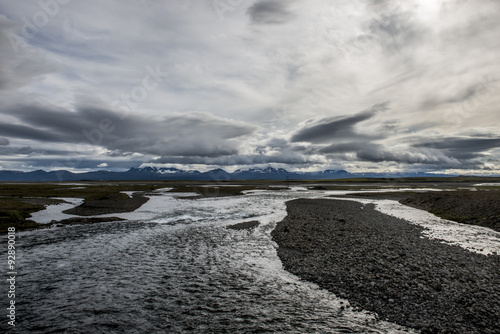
[0,183,166,233]
[271,198,500,333]
[340,189,500,232]
[401,190,500,232]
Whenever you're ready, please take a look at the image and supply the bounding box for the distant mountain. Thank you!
[0,166,457,182]
[232,167,289,180]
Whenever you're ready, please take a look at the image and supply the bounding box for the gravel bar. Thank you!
[271,198,500,333]
[226,220,260,230]
[63,194,149,216]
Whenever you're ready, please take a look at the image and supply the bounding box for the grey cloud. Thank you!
[1,104,257,158]
[28,31,117,63]
[0,1,499,175]
[247,0,294,25]
[317,144,460,166]
[302,133,499,167]
[445,85,481,105]
[291,103,388,144]
[264,137,289,148]
[332,136,500,166]
[439,2,500,44]
[150,152,316,166]
[413,137,500,150]
[367,8,424,54]
[0,123,65,142]
[3,157,142,170]
[4,105,133,143]
[0,146,34,155]
[356,145,460,165]
[313,141,451,165]
[413,137,500,160]
[0,145,79,156]
[0,15,53,92]
[291,113,373,143]
[368,69,421,95]
[420,79,497,111]
[319,142,370,154]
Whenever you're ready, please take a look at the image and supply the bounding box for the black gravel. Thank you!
[400,190,500,232]
[271,198,500,334]
[63,194,149,216]
[226,220,260,230]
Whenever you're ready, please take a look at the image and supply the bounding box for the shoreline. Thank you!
[271,198,500,333]
[338,190,500,232]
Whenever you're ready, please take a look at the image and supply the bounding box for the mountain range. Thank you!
[0,166,454,182]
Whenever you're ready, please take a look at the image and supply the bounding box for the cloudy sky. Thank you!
[1,0,499,174]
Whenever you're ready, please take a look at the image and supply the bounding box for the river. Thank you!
[2,187,498,333]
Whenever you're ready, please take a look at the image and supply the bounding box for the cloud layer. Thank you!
[0,0,499,174]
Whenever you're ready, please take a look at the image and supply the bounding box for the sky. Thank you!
[0,0,499,174]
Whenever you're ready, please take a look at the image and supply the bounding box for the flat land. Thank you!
[0,176,498,233]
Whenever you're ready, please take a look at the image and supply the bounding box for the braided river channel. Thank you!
[2,187,499,333]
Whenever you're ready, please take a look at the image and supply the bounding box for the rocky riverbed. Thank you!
[271,198,500,333]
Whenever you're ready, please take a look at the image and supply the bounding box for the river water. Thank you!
[2,187,499,333]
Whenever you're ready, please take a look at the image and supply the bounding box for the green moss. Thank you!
[0,199,48,233]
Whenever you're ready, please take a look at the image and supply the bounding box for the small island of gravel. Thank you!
[63,193,149,216]
[227,220,260,230]
[271,198,500,333]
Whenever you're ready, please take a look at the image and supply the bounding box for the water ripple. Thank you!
[4,189,481,332]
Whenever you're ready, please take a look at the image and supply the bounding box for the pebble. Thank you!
[271,199,500,334]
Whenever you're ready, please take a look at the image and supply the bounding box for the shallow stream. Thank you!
[2,187,499,332]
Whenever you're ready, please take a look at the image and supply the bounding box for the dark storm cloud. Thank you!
[290,103,387,144]
[0,146,34,155]
[0,123,64,142]
[290,112,373,143]
[247,0,294,25]
[413,137,500,160]
[416,137,500,151]
[0,104,257,158]
[0,137,9,145]
[0,144,78,156]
